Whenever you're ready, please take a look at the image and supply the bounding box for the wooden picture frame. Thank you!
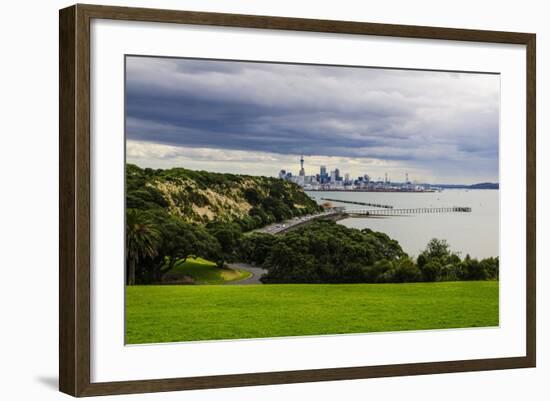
[59,3,536,397]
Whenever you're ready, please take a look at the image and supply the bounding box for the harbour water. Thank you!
[306,189,499,259]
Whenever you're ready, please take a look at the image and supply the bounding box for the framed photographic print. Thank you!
[59,4,536,397]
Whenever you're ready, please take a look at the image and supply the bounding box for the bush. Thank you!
[391,257,422,283]
[420,260,442,282]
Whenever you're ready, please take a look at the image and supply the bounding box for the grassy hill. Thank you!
[126,281,498,343]
[162,257,251,285]
[126,163,321,228]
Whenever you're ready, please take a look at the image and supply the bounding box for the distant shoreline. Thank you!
[304,189,436,193]
[304,188,498,193]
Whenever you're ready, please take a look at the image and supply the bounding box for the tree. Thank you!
[481,257,499,280]
[424,238,451,259]
[417,253,427,269]
[259,221,407,284]
[142,212,221,282]
[365,230,405,261]
[249,207,271,226]
[126,209,160,285]
[268,180,285,199]
[206,222,242,268]
[420,260,441,282]
[160,219,204,278]
[262,242,317,283]
[460,255,498,281]
[364,260,392,283]
[243,187,262,206]
[416,238,461,282]
[238,233,277,265]
[261,197,291,222]
[392,257,422,283]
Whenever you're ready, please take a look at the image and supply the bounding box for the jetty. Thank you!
[346,206,472,216]
[320,197,393,209]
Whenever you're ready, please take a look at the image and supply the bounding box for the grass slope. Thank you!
[166,257,251,285]
[126,281,498,344]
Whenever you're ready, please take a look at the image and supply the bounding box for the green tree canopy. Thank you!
[126,209,160,285]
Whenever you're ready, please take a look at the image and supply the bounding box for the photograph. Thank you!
[124,55,500,345]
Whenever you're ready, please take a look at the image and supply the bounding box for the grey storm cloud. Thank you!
[125,56,499,181]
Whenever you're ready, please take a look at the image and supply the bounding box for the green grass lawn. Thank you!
[166,257,251,284]
[125,281,498,344]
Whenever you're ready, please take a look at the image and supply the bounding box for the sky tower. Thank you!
[299,154,305,176]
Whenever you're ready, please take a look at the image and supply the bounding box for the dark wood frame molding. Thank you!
[59,3,536,397]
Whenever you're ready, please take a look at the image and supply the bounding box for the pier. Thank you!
[320,197,394,209]
[346,206,472,216]
[254,206,472,235]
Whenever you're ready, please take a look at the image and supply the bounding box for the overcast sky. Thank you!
[125,56,499,184]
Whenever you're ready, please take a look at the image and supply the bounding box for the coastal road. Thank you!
[254,210,343,235]
[226,263,267,285]
[227,211,344,284]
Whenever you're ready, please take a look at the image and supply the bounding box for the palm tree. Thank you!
[126,209,160,285]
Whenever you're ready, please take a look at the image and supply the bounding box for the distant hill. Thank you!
[126,164,321,228]
[468,182,499,189]
[435,182,499,190]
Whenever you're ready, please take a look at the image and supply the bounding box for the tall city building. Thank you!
[334,168,341,181]
[299,154,305,176]
[320,165,328,183]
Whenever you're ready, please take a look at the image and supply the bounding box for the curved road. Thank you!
[226,263,267,285]
[254,210,343,235]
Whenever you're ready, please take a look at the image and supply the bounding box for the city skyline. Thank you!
[278,155,422,184]
[126,56,500,184]
[276,155,496,189]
